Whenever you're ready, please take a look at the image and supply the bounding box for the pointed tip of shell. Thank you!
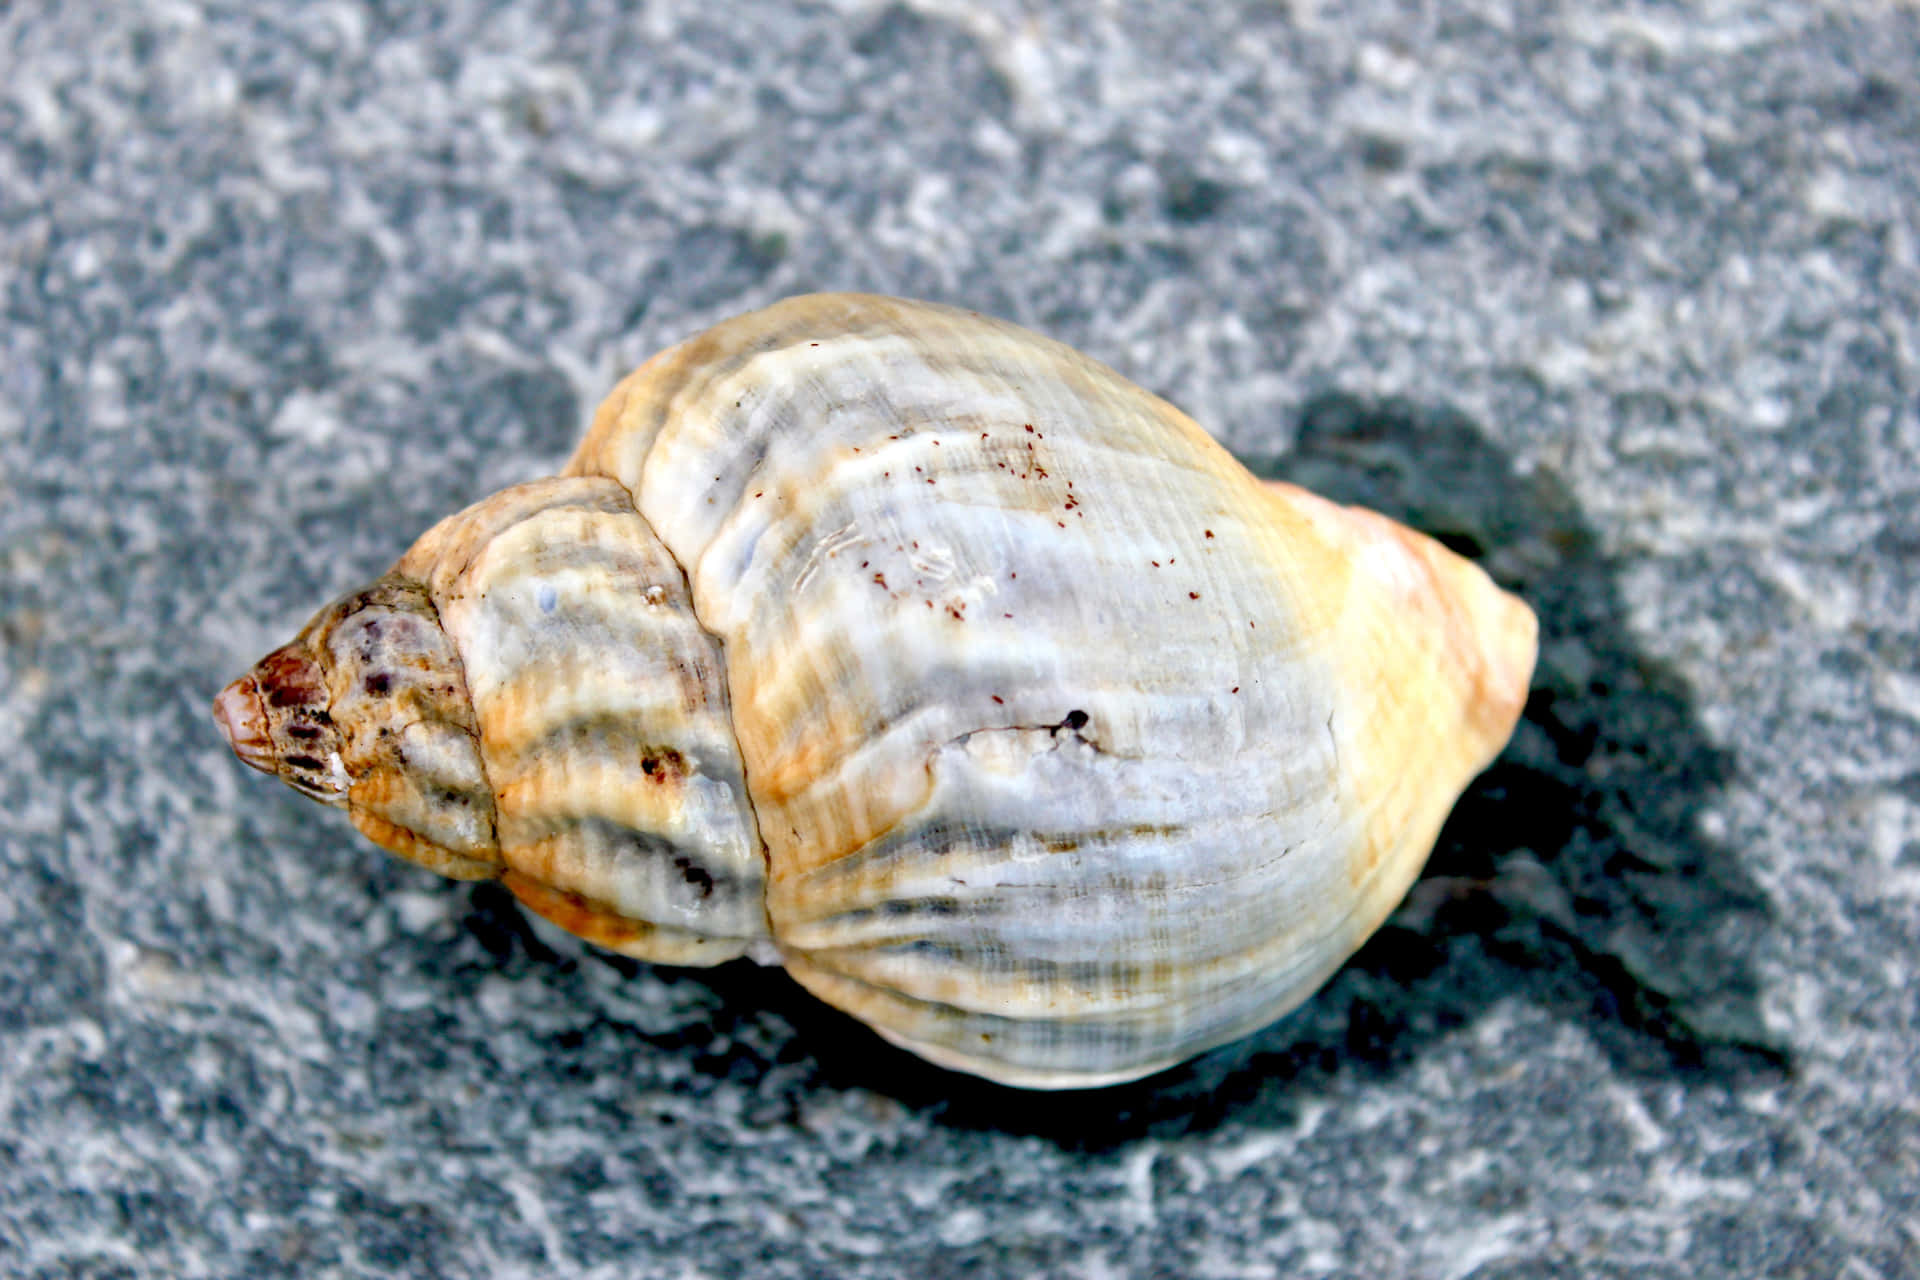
[213,675,276,774]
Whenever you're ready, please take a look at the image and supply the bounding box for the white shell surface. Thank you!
[565,294,1536,1087]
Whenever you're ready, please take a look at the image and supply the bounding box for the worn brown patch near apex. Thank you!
[257,646,327,710]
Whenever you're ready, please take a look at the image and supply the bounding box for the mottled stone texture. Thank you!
[2,2,1915,1276]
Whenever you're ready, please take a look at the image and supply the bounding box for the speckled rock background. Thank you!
[3,1,1917,1276]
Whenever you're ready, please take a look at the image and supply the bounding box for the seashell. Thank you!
[214,294,1537,1088]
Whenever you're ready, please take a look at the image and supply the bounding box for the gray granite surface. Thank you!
[4,1,1918,1276]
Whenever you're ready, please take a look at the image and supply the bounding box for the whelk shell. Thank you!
[215,294,1537,1088]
